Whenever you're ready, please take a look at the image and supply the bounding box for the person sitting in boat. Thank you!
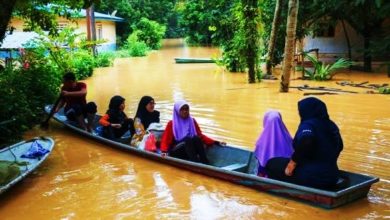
[266,97,343,189]
[54,72,97,132]
[160,100,225,164]
[254,110,293,177]
[131,96,160,147]
[99,95,134,140]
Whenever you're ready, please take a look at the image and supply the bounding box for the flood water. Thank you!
[0,39,389,219]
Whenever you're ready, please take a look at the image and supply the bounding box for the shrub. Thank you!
[0,65,60,147]
[71,50,95,79]
[95,52,115,67]
[304,55,354,81]
[132,17,166,50]
[124,31,149,57]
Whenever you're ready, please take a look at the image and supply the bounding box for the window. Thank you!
[58,22,68,31]
[96,22,103,40]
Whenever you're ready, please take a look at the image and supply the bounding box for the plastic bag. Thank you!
[144,133,157,152]
[21,140,49,159]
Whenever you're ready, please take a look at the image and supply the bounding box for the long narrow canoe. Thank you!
[46,106,379,209]
[174,57,218,63]
[0,136,55,194]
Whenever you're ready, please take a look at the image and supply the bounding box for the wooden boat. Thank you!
[0,136,55,194]
[46,106,379,209]
[174,57,218,63]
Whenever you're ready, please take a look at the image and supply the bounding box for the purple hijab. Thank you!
[254,110,293,175]
[172,100,197,141]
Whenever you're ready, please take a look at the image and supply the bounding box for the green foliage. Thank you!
[71,50,95,79]
[25,27,107,79]
[0,65,61,146]
[95,52,115,67]
[95,0,180,40]
[1,0,97,44]
[123,31,149,57]
[378,87,390,94]
[260,0,287,67]
[304,55,354,81]
[132,18,166,50]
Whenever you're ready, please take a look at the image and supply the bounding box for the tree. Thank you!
[95,0,178,41]
[0,0,96,46]
[280,0,299,92]
[338,0,389,72]
[240,0,261,83]
[265,0,284,76]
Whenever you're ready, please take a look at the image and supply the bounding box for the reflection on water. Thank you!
[0,39,389,219]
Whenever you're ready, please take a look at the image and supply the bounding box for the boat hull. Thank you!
[46,106,378,209]
[0,137,55,194]
[174,57,217,63]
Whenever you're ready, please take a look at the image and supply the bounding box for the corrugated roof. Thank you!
[0,32,41,49]
[76,9,124,22]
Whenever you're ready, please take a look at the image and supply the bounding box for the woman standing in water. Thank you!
[266,97,343,189]
[160,100,225,164]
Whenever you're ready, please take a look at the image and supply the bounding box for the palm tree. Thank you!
[265,0,284,76]
[280,0,299,92]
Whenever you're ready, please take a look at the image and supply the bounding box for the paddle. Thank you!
[40,95,62,129]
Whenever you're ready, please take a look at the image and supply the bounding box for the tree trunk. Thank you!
[341,20,352,63]
[266,0,283,75]
[0,1,16,45]
[340,19,353,71]
[280,0,299,92]
[363,32,372,72]
[242,0,259,83]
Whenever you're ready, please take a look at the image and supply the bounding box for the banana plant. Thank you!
[304,54,354,81]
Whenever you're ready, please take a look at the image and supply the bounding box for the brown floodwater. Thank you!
[0,39,389,219]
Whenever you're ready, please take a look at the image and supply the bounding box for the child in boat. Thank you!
[99,95,134,140]
[266,97,343,189]
[160,100,225,164]
[254,110,293,177]
[131,96,160,147]
[54,72,97,132]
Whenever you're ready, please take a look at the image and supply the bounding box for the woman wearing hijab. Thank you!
[266,97,343,189]
[99,95,134,140]
[131,96,160,147]
[160,100,224,164]
[254,110,293,177]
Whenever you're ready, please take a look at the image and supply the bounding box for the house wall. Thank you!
[8,17,118,52]
[302,21,364,60]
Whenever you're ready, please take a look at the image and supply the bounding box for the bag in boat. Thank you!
[21,140,50,159]
[138,132,158,151]
[146,123,164,144]
[144,133,157,152]
[0,161,21,185]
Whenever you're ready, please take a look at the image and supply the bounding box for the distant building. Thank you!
[299,19,389,71]
[1,9,123,58]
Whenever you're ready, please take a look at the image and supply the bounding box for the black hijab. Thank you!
[135,96,160,129]
[298,97,329,121]
[107,95,126,123]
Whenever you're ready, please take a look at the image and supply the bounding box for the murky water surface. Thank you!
[0,39,389,219]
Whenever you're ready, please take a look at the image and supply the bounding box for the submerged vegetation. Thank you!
[303,56,354,81]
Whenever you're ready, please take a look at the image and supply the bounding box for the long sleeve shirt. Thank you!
[160,119,215,152]
[99,114,111,127]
